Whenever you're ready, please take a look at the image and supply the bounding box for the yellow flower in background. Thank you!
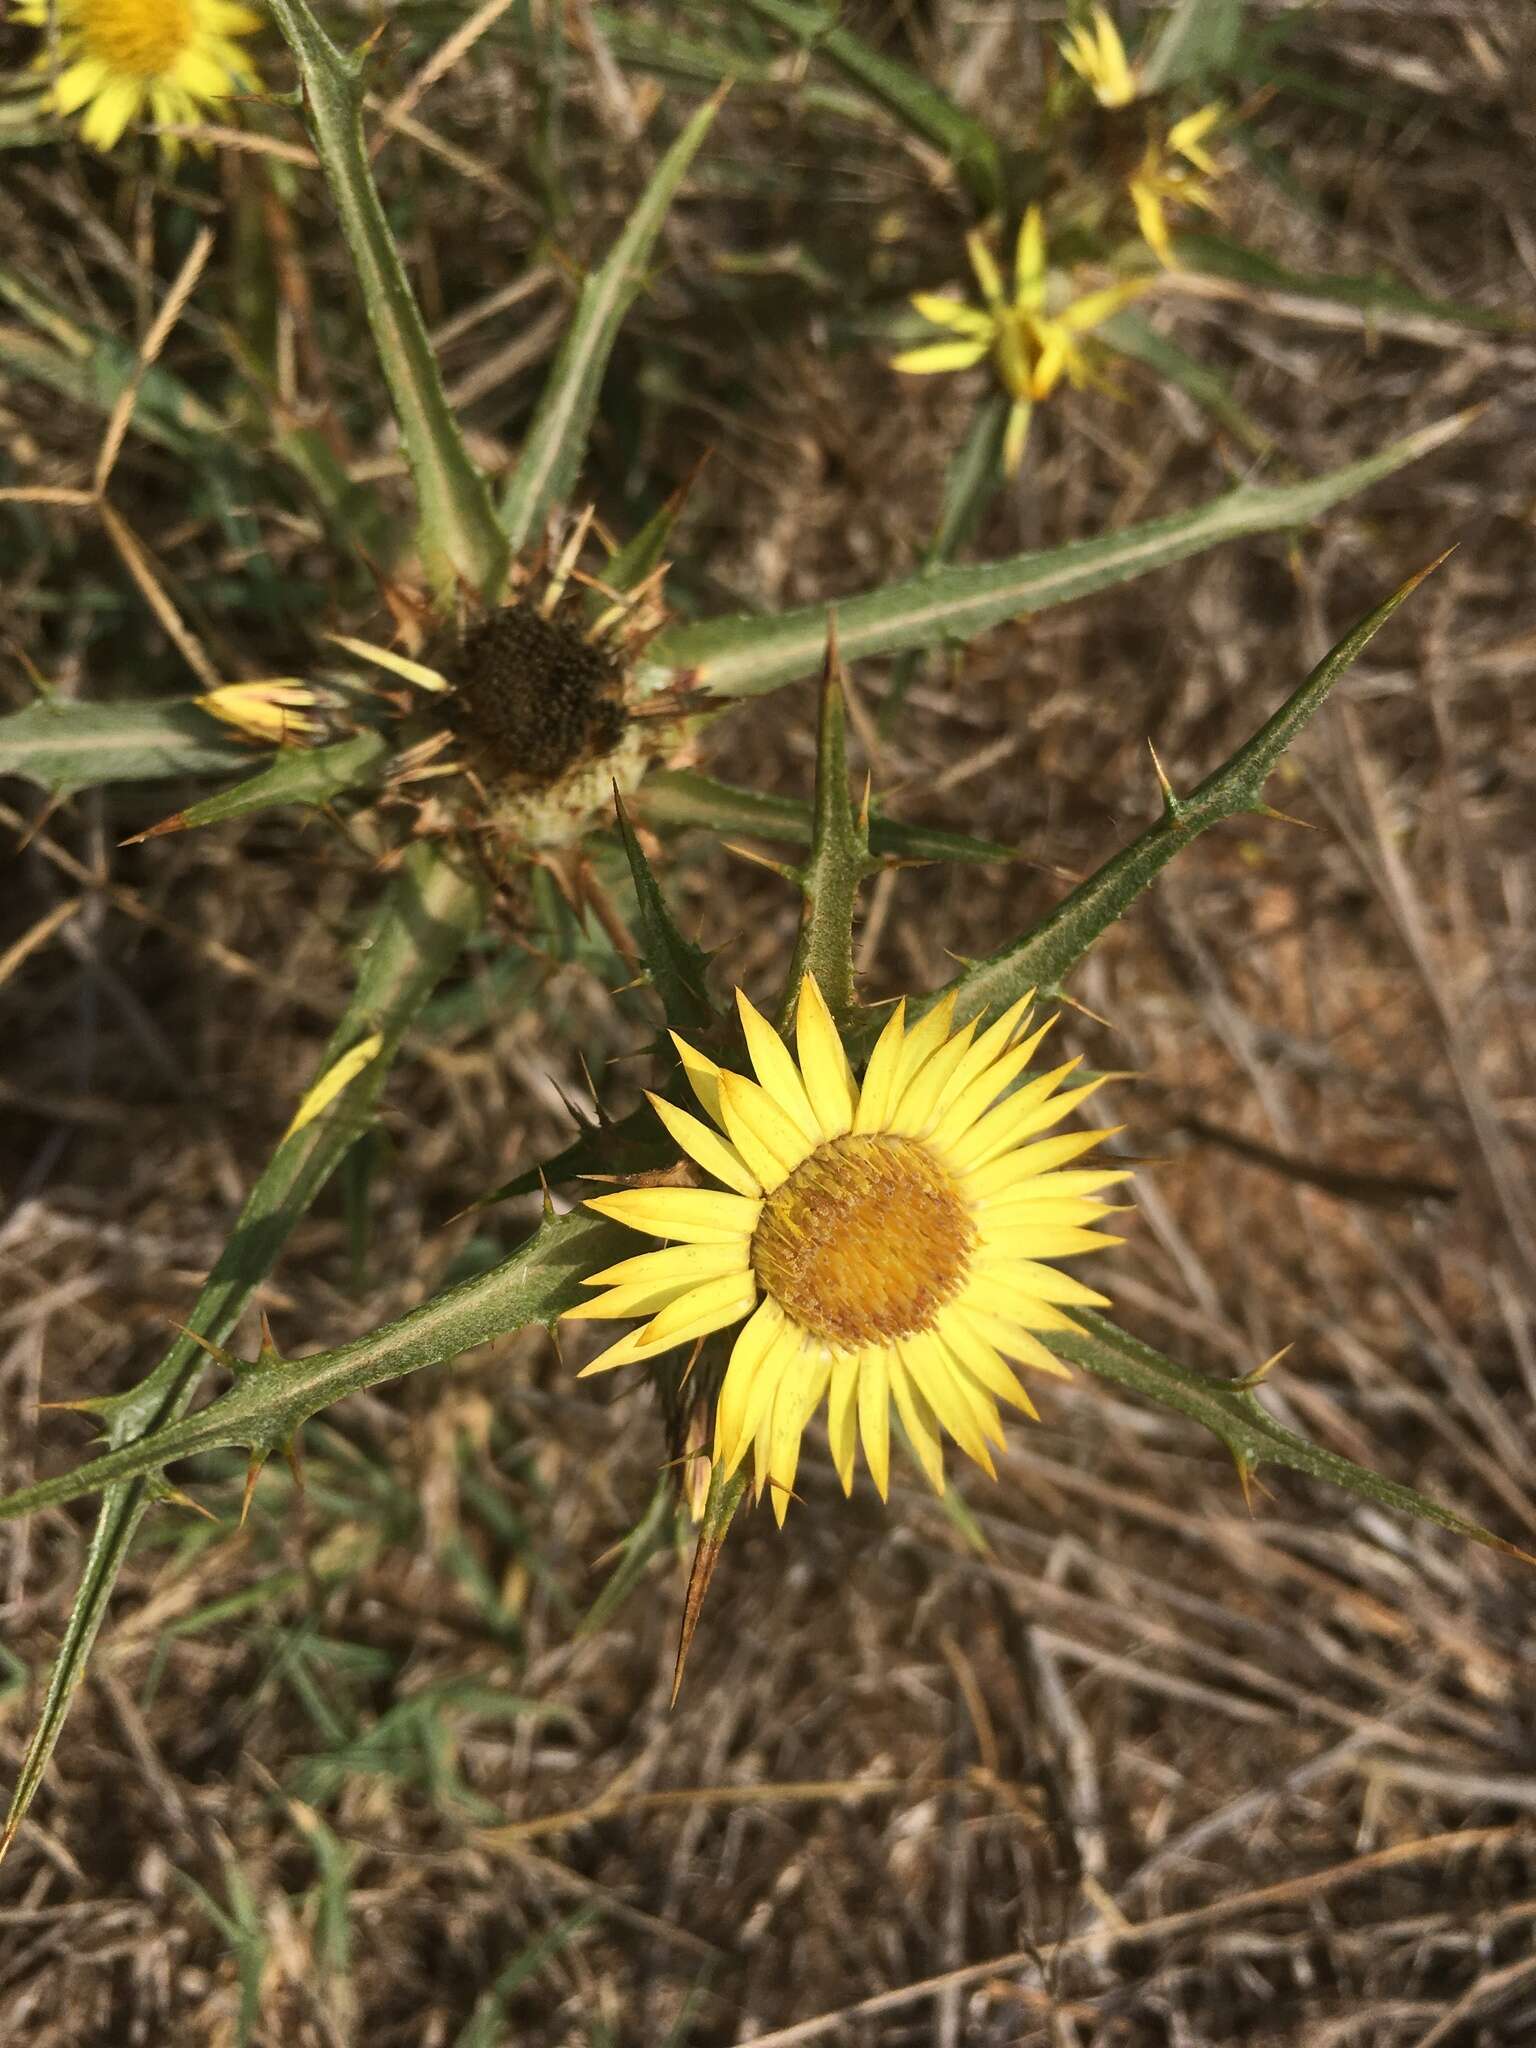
[1059,3,1138,108]
[1057,4,1225,268]
[19,0,261,155]
[893,207,1148,474]
[1129,105,1224,267]
[196,680,322,746]
[565,978,1128,1523]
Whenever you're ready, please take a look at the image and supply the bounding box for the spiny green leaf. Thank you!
[652,413,1471,699]
[1176,232,1533,335]
[613,790,716,1034]
[0,697,246,794]
[780,636,878,1030]
[0,845,487,1862]
[126,731,391,841]
[1056,1312,1533,1567]
[926,555,1447,1033]
[0,1210,621,1525]
[499,93,723,551]
[635,766,1016,866]
[265,0,508,600]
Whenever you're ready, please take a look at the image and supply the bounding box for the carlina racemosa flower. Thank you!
[19,0,261,155]
[893,207,1148,474]
[565,977,1129,1522]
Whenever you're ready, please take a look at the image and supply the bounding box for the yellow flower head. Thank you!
[1059,4,1138,108]
[566,978,1129,1523]
[19,0,261,155]
[892,207,1149,474]
[1129,104,1225,268]
[196,679,322,746]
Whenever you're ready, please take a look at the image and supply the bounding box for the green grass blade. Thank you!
[453,1908,600,2048]
[0,1210,622,1521]
[1137,0,1243,92]
[636,766,1015,865]
[653,412,1470,698]
[737,0,1004,209]
[0,845,486,1860]
[0,697,247,794]
[923,556,1446,1031]
[1056,1312,1533,1566]
[1098,308,1275,461]
[1176,231,1533,335]
[264,0,508,599]
[498,93,722,551]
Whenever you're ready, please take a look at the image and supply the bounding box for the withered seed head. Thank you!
[442,601,627,790]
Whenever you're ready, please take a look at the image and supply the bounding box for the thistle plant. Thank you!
[0,0,1528,1880]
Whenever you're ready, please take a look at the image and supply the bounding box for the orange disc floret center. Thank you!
[75,0,196,76]
[751,1134,974,1348]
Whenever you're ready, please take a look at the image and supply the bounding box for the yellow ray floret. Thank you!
[566,977,1131,1523]
[20,0,262,157]
[893,207,1149,476]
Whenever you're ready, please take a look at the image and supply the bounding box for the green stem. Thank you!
[265,0,508,600]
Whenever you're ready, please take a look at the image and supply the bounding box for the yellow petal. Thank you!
[827,1349,861,1493]
[898,1333,995,1477]
[324,633,450,694]
[54,58,110,114]
[714,1296,788,1473]
[580,1239,752,1291]
[1059,280,1153,336]
[668,1031,726,1126]
[886,992,958,1111]
[735,988,820,1143]
[851,1000,907,1132]
[890,339,990,376]
[910,293,994,337]
[795,974,857,1139]
[81,76,144,149]
[858,1346,893,1500]
[937,1319,1042,1416]
[1014,205,1046,310]
[972,1259,1113,1308]
[646,1092,761,1197]
[965,230,1006,307]
[943,1054,1083,1172]
[767,1346,830,1525]
[949,1309,1071,1384]
[584,1186,760,1245]
[716,1070,816,1192]
[889,1351,946,1494]
[566,1271,724,1322]
[886,1015,977,1135]
[634,1270,759,1350]
[1131,179,1174,267]
[965,1126,1122,1202]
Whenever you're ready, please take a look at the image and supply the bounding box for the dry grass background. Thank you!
[2,2,1535,2042]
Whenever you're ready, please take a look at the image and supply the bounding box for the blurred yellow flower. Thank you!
[1058,4,1225,267]
[1129,105,1225,267]
[1059,3,1138,108]
[893,207,1148,474]
[19,0,261,155]
[566,977,1127,1522]
[196,680,322,747]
